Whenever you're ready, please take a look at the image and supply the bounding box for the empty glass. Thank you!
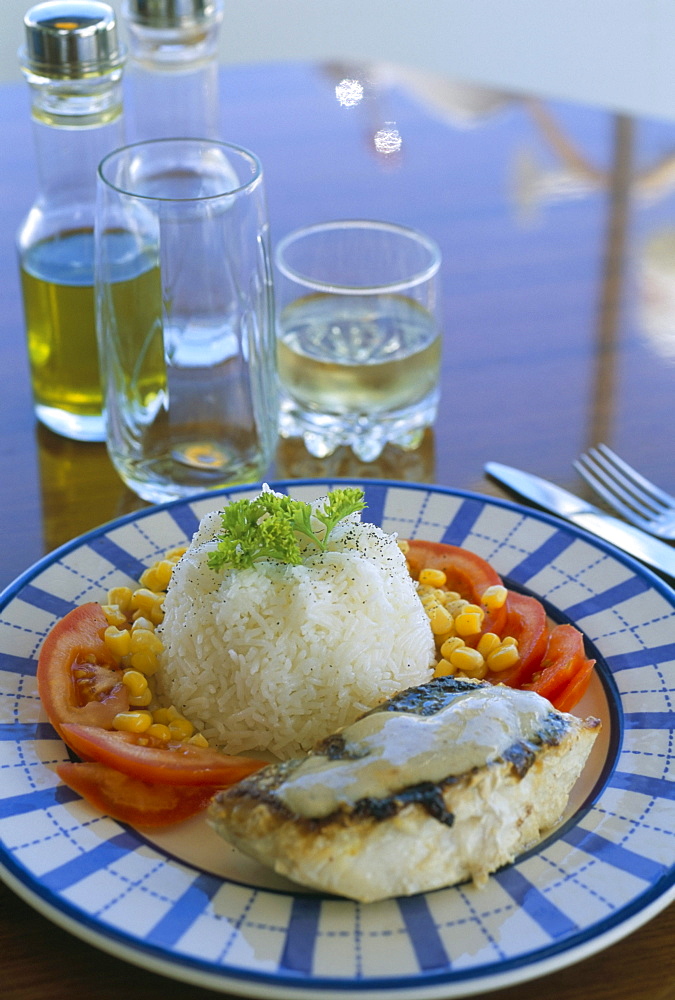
[95,138,277,503]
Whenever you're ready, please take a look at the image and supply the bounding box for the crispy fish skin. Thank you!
[209,678,601,902]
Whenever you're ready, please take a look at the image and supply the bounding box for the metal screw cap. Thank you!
[20,1,125,79]
[123,0,223,28]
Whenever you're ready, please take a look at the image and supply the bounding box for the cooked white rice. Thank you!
[156,499,435,759]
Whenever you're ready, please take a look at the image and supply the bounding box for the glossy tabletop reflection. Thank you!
[1,60,674,1000]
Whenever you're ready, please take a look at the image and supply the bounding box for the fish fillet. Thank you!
[209,677,601,902]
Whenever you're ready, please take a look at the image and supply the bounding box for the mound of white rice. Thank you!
[156,497,435,759]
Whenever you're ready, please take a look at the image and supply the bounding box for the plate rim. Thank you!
[1,477,674,998]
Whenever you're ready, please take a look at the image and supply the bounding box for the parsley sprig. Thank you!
[207,488,367,570]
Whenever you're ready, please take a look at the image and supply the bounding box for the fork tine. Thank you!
[583,446,667,518]
[573,456,656,528]
[596,444,675,509]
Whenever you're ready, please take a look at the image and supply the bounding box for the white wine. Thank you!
[277,293,441,416]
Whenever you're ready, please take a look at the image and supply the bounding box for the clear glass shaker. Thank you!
[17,1,126,442]
[121,0,224,140]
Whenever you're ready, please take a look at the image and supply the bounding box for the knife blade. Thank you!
[485,461,675,579]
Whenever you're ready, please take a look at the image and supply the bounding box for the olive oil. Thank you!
[20,229,102,435]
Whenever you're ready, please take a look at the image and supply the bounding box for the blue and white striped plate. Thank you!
[1,480,673,999]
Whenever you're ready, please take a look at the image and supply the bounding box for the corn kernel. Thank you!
[454,611,484,637]
[107,586,133,615]
[188,732,209,748]
[147,723,172,741]
[130,628,163,655]
[433,658,457,677]
[103,625,131,660]
[152,707,172,725]
[487,643,520,672]
[419,567,447,588]
[140,559,174,592]
[131,615,155,631]
[121,669,148,698]
[112,711,153,733]
[429,604,454,635]
[101,604,128,628]
[129,651,160,676]
[501,635,518,647]
[477,632,501,658]
[129,688,153,707]
[131,587,162,610]
[482,584,508,611]
[440,636,465,658]
[168,717,194,741]
[449,645,486,677]
[165,545,187,562]
[397,539,410,555]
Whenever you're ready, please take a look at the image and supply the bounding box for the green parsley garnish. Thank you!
[207,487,367,570]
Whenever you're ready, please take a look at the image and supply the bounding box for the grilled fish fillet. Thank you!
[209,677,601,902]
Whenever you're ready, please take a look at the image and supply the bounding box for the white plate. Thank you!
[0,479,673,1000]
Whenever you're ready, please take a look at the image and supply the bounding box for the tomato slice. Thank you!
[485,591,549,688]
[37,603,128,737]
[528,624,596,712]
[57,761,216,827]
[405,539,507,631]
[60,723,266,786]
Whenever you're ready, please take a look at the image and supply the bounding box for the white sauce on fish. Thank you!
[277,686,554,818]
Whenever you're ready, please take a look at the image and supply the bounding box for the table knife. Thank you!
[485,461,675,579]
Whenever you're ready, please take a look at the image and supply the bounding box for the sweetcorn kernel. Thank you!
[112,711,153,733]
[433,658,457,677]
[146,723,172,741]
[103,625,131,660]
[168,717,194,741]
[139,560,174,592]
[107,586,133,615]
[454,611,484,637]
[419,568,447,588]
[449,645,486,677]
[477,632,501,658]
[429,604,454,635]
[481,584,508,611]
[440,636,465,658]
[188,732,209,748]
[487,643,520,672]
[121,669,148,698]
[101,604,128,629]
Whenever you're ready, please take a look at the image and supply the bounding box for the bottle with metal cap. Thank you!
[122,0,224,140]
[17,1,126,442]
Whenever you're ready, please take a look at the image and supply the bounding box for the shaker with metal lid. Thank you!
[17,1,126,441]
[122,0,224,140]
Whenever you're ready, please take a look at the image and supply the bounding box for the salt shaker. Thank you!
[121,0,224,140]
[17,1,126,442]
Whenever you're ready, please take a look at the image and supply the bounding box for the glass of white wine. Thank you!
[95,138,277,504]
[274,220,442,462]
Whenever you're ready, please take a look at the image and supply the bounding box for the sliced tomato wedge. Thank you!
[57,761,216,827]
[60,723,266,786]
[485,591,549,688]
[405,539,507,632]
[37,603,128,737]
[528,624,596,712]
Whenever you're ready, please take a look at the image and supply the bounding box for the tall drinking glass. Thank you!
[95,139,277,503]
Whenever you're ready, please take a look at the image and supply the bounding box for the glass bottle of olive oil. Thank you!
[17,2,126,441]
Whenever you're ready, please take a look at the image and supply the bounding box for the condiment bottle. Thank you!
[121,0,224,140]
[17,1,126,442]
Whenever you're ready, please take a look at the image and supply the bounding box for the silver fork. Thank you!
[574,443,675,540]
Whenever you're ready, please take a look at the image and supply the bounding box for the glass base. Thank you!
[110,447,272,505]
[36,405,106,443]
[277,390,439,463]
